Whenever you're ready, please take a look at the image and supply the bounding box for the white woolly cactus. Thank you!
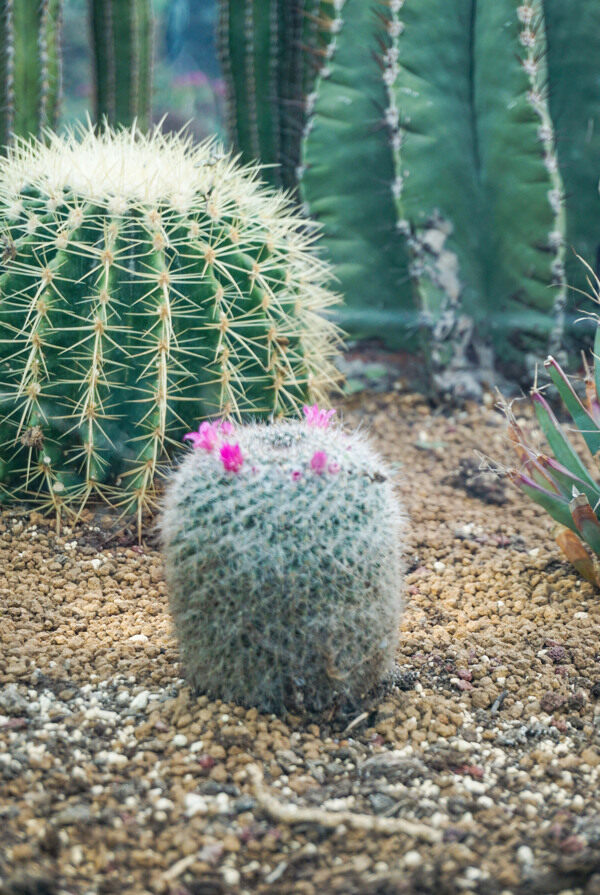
[160,407,406,714]
[0,125,340,532]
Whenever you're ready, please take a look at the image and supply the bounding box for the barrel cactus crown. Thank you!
[0,126,340,529]
[160,408,406,714]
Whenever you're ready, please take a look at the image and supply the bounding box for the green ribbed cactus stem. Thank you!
[300,0,416,349]
[218,0,333,190]
[90,0,153,130]
[160,414,405,714]
[543,0,600,336]
[384,0,566,396]
[0,126,340,534]
[0,0,63,150]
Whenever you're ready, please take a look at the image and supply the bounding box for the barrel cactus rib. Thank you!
[301,0,415,348]
[385,0,565,392]
[0,127,340,532]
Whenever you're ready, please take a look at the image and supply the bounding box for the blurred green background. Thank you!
[61,0,224,138]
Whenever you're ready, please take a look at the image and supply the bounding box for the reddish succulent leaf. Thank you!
[554,524,600,586]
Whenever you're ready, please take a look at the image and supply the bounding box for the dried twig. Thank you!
[246,764,442,844]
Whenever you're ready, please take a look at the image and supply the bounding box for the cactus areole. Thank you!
[0,126,340,531]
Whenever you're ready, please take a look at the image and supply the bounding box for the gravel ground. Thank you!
[1,387,600,895]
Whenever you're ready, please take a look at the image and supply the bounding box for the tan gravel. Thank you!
[1,384,600,895]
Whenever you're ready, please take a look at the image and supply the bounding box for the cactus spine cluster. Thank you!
[160,411,405,713]
[0,0,63,149]
[0,126,340,532]
[90,0,153,130]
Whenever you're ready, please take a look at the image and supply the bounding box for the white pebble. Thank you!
[403,851,422,869]
[517,845,534,865]
[184,793,208,817]
[130,691,149,712]
[190,740,204,753]
[172,734,188,748]
[461,777,486,794]
[215,792,230,812]
[155,797,174,811]
[221,867,240,886]
[97,751,128,769]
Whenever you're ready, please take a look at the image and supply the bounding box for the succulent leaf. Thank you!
[544,356,600,457]
[570,492,600,555]
[531,391,598,489]
[554,525,600,586]
[504,324,600,585]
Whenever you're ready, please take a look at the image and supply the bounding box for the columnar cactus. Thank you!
[90,0,153,130]
[217,0,334,190]
[0,126,340,532]
[384,0,566,393]
[543,0,600,332]
[0,0,63,150]
[223,0,600,390]
[299,0,416,349]
[160,408,405,713]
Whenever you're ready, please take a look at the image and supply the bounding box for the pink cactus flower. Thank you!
[310,451,328,474]
[291,469,303,481]
[183,421,220,451]
[172,69,210,89]
[327,461,340,474]
[220,442,244,473]
[183,419,234,451]
[303,404,336,428]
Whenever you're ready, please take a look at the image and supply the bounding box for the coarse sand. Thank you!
[1,387,599,895]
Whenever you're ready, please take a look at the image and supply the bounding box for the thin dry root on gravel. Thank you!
[246,763,443,843]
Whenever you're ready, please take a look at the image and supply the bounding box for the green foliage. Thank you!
[160,417,405,713]
[300,0,416,349]
[90,0,153,129]
[0,126,340,532]
[0,0,63,149]
[504,316,600,588]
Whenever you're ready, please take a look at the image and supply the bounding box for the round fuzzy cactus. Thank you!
[0,126,340,530]
[160,408,405,714]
